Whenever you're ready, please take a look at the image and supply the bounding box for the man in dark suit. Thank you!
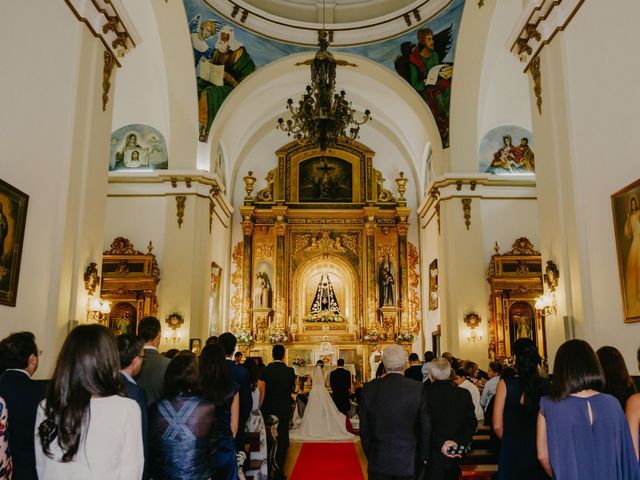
[260,344,296,480]
[135,316,171,406]
[424,357,478,480]
[405,352,424,382]
[118,334,148,479]
[0,332,46,480]
[219,332,253,452]
[330,358,351,415]
[360,344,431,480]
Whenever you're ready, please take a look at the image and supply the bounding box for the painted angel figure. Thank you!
[189,14,219,68]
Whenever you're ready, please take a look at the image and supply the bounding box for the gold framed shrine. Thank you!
[231,139,421,379]
[487,238,546,361]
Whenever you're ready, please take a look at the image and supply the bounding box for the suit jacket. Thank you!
[360,373,431,476]
[260,361,296,419]
[329,367,351,412]
[426,380,478,469]
[136,348,170,406]
[121,373,148,479]
[0,370,46,480]
[405,364,424,382]
[225,358,253,449]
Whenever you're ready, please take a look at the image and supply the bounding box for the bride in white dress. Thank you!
[290,364,355,442]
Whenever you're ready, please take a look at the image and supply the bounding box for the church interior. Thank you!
[2,0,640,396]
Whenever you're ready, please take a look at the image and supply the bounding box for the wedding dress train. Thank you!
[289,366,355,442]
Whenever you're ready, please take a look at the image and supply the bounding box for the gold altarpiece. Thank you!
[230,139,421,380]
[487,238,547,361]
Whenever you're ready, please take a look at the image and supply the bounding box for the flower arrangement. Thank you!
[303,313,345,323]
[236,331,254,345]
[268,331,289,344]
[292,356,306,366]
[395,331,416,343]
[363,330,381,343]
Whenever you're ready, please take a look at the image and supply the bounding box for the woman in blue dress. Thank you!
[537,340,640,479]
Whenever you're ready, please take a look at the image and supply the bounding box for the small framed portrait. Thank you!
[190,338,202,355]
[612,178,640,322]
[0,179,29,307]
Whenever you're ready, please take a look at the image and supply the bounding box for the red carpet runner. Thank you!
[290,442,365,480]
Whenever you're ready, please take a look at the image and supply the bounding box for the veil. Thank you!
[290,366,354,442]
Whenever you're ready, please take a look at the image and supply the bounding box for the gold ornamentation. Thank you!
[506,237,540,256]
[176,195,186,228]
[408,242,421,330]
[478,0,484,6]
[241,221,254,236]
[530,55,542,114]
[105,237,142,255]
[377,244,395,262]
[395,171,408,203]
[256,168,277,202]
[435,203,441,234]
[243,171,256,201]
[397,223,409,236]
[273,222,286,236]
[171,177,177,188]
[255,244,274,259]
[375,170,395,203]
[231,241,244,328]
[84,262,100,296]
[462,198,472,230]
[102,50,116,111]
[274,297,285,328]
[209,200,214,233]
[543,260,560,292]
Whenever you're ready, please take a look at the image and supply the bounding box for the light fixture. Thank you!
[535,293,557,316]
[276,4,371,151]
[463,312,483,343]
[87,296,111,323]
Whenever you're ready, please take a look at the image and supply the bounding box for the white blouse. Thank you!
[35,396,143,480]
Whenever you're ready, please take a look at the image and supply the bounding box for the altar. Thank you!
[230,138,422,381]
[292,364,357,378]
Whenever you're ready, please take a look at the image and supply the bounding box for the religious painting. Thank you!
[110,124,168,171]
[479,125,535,174]
[109,302,138,336]
[428,259,438,310]
[214,143,226,189]
[289,349,313,367]
[612,178,640,322]
[298,157,353,203]
[0,179,29,307]
[209,262,222,336]
[378,256,396,308]
[190,338,202,355]
[508,301,536,347]
[253,260,273,309]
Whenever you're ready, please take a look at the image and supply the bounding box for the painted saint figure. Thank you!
[254,271,272,308]
[624,196,640,312]
[378,258,395,308]
[489,135,521,172]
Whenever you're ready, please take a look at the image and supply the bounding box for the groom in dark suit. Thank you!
[330,358,351,415]
[261,344,296,480]
[360,344,431,480]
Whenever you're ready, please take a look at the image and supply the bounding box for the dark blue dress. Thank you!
[215,382,239,480]
[540,393,640,479]
[498,375,550,480]
[148,392,217,480]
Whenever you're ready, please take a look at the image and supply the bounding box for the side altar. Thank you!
[230,139,421,380]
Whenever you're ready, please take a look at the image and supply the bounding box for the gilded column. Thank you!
[397,207,411,331]
[272,205,288,330]
[363,206,378,330]
[239,206,255,331]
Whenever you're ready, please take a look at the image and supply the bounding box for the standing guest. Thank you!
[360,344,431,480]
[0,331,45,480]
[330,358,352,415]
[163,348,179,359]
[260,344,296,480]
[244,357,268,480]
[0,397,12,479]
[596,346,637,409]
[493,338,550,480]
[425,358,477,480]
[405,353,424,382]
[454,369,483,421]
[480,361,503,412]
[200,343,239,480]
[625,347,640,456]
[136,316,171,405]
[218,332,252,453]
[148,353,217,480]
[375,362,386,379]
[117,334,148,478]
[421,351,436,382]
[205,336,218,345]
[35,325,143,479]
[234,351,244,364]
[537,339,640,479]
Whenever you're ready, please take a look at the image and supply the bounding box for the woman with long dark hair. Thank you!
[243,357,268,480]
[493,338,550,479]
[200,343,239,480]
[537,340,640,479]
[35,324,143,479]
[147,352,217,479]
[596,346,637,409]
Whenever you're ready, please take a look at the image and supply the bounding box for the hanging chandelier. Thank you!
[277,30,371,151]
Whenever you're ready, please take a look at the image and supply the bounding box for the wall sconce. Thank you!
[463,312,483,343]
[87,296,111,323]
[84,262,100,296]
[535,293,557,316]
[165,313,184,344]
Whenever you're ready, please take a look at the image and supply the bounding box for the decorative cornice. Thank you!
[507,0,586,70]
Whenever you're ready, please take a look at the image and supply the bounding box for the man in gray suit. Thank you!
[135,316,170,405]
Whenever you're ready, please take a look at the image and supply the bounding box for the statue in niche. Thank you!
[378,257,395,307]
[310,273,340,315]
[509,301,535,345]
[254,271,272,308]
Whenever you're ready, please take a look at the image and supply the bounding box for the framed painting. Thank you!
[612,178,640,322]
[0,179,29,307]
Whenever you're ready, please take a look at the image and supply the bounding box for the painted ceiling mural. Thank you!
[184,0,464,147]
[479,125,535,175]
